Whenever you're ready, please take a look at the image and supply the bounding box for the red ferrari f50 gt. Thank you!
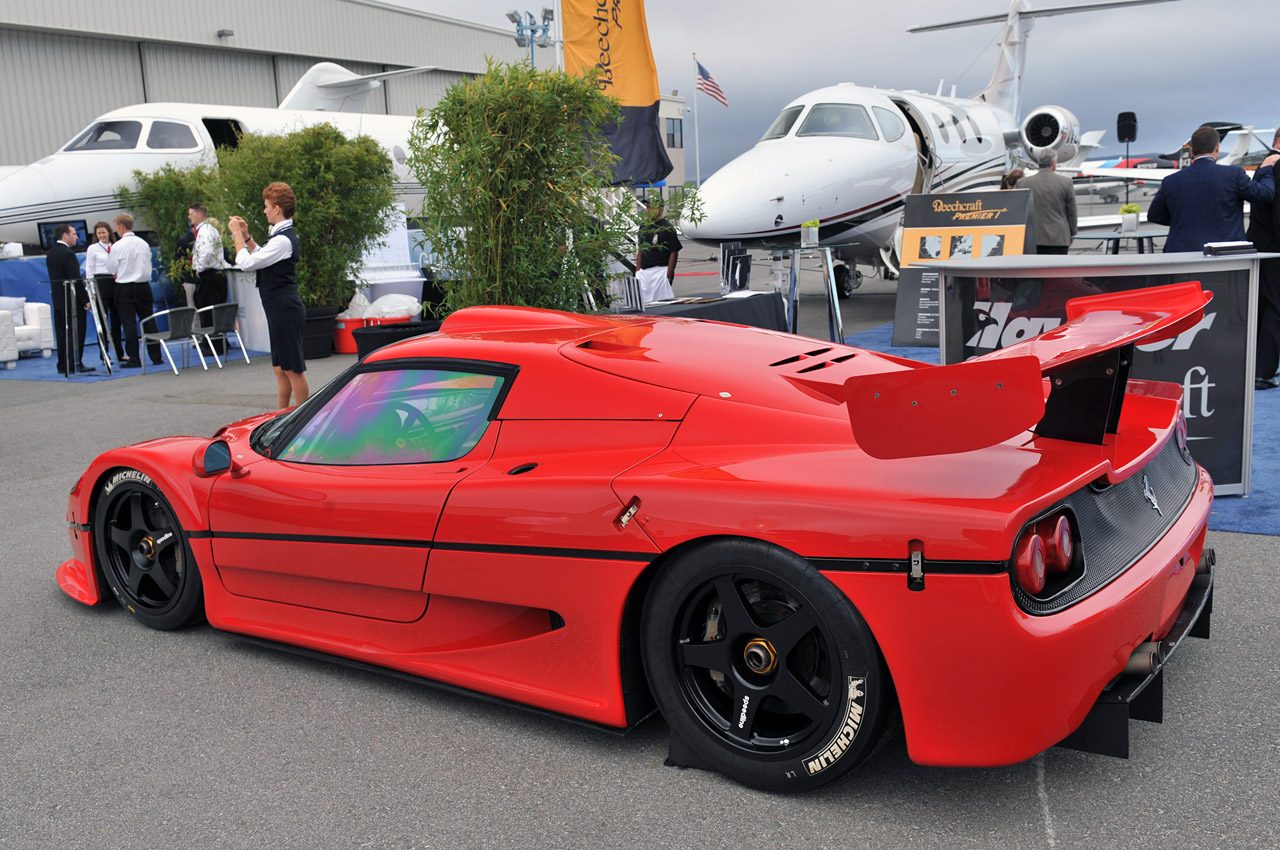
[58,281,1214,791]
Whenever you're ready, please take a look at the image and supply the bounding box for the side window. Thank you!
[760,105,804,141]
[277,367,507,466]
[65,121,142,151]
[146,121,198,150]
[933,114,950,144]
[873,106,906,142]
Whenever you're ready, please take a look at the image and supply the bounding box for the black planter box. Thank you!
[353,319,443,359]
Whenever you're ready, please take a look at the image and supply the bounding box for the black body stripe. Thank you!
[809,557,1006,575]
[195,529,653,562]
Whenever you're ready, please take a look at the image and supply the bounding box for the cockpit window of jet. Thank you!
[67,121,143,151]
[760,106,804,142]
[797,104,879,141]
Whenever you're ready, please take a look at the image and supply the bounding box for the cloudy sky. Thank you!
[395,0,1278,178]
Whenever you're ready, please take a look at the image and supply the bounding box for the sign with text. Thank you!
[893,190,1031,347]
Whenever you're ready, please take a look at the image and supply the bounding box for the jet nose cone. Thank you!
[682,147,791,242]
[0,166,56,239]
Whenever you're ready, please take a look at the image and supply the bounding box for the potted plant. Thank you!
[1119,203,1142,233]
[406,62,634,315]
[217,125,396,357]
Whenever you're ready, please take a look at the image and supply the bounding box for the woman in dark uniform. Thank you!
[229,182,310,408]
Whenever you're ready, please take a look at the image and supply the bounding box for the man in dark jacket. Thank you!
[1148,125,1278,253]
[1247,128,1280,389]
[46,222,94,374]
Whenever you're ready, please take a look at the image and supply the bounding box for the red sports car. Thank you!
[57,281,1215,792]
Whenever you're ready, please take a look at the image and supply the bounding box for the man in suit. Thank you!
[1017,151,1078,254]
[45,223,94,374]
[1247,128,1280,389]
[1148,125,1279,253]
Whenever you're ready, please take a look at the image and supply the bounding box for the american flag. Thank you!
[696,61,728,108]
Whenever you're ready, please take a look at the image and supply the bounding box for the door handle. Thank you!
[507,462,538,476]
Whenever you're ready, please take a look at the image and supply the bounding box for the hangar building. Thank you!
[0,0,527,166]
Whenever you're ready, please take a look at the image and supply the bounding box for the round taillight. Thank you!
[1043,515,1073,573]
[1015,533,1047,595]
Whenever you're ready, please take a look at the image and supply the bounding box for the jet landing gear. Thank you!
[834,264,863,299]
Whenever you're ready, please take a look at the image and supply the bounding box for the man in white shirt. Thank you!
[111,213,160,367]
[188,203,228,354]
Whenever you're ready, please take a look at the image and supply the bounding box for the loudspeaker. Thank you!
[1117,112,1138,144]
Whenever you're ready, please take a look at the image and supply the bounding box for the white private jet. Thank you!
[682,0,1177,294]
[0,63,453,247]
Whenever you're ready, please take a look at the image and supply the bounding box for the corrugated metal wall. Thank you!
[0,29,146,163]
[0,0,524,165]
[0,0,520,74]
[140,44,277,107]
[386,72,470,116]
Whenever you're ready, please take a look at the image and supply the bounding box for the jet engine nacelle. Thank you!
[1021,106,1082,164]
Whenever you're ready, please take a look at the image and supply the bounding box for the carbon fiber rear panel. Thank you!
[1013,437,1198,615]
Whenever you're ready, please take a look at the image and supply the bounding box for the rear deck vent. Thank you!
[769,354,804,367]
[805,348,833,356]
[831,353,857,363]
[797,361,831,374]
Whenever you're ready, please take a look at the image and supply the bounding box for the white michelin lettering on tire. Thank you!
[104,469,152,495]
[738,694,751,729]
[803,677,867,776]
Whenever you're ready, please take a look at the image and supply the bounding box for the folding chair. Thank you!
[139,306,205,375]
[192,303,251,368]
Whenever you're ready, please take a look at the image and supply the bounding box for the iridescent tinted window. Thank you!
[277,368,505,466]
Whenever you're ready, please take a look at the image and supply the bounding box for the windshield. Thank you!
[65,121,143,151]
[760,106,804,141]
[796,104,879,141]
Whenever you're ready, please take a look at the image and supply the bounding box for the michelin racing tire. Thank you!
[93,468,203,630]
[642,538,888,792]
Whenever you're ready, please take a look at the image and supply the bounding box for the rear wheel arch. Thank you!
[621,535,900,789]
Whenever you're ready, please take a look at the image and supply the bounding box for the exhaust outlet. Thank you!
[1123,641,1163,676]
[1196,548,1216,575]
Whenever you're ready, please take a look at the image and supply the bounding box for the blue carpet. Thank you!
[0,341,264,382]
[846,324,1279,536]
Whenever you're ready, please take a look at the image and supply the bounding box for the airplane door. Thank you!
[891,99,935,194]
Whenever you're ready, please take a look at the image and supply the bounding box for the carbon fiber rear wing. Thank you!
[844,282,1211,459]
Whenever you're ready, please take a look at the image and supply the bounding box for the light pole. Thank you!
[506,8,555,68]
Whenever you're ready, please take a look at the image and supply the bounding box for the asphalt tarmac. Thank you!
[2,285,1278,849]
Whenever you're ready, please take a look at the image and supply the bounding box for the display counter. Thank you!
[931,252,1278,495]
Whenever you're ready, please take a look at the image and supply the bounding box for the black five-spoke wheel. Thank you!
[643,539,888,791]
[93,469,203,630]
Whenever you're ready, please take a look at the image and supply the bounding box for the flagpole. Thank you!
[692,53,702,187]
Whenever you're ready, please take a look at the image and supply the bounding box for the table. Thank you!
[623,291,788,332]
[1074,227,1168,255]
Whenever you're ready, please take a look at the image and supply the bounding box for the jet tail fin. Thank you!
[908,0,1179,117]
[278,62,461,112]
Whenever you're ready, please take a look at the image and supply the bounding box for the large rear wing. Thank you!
[844,282,1210,459]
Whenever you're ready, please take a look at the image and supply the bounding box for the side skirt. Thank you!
[213,630,653,738]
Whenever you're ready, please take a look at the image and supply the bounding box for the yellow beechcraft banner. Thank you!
[563,0,672,185]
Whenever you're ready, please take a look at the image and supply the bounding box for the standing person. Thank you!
[111,213,160,368]
[1016,152,1077,254]
[84,221,122,360]
[229,182,309,408]
[1147,125,1279,253]
[189,203,229,355]
[46,223,94,374]
[635,197,681,304]
[1247,128,1280,390]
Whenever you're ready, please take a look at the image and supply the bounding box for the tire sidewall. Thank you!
[93,468,203,630]
[642,538,886,792]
